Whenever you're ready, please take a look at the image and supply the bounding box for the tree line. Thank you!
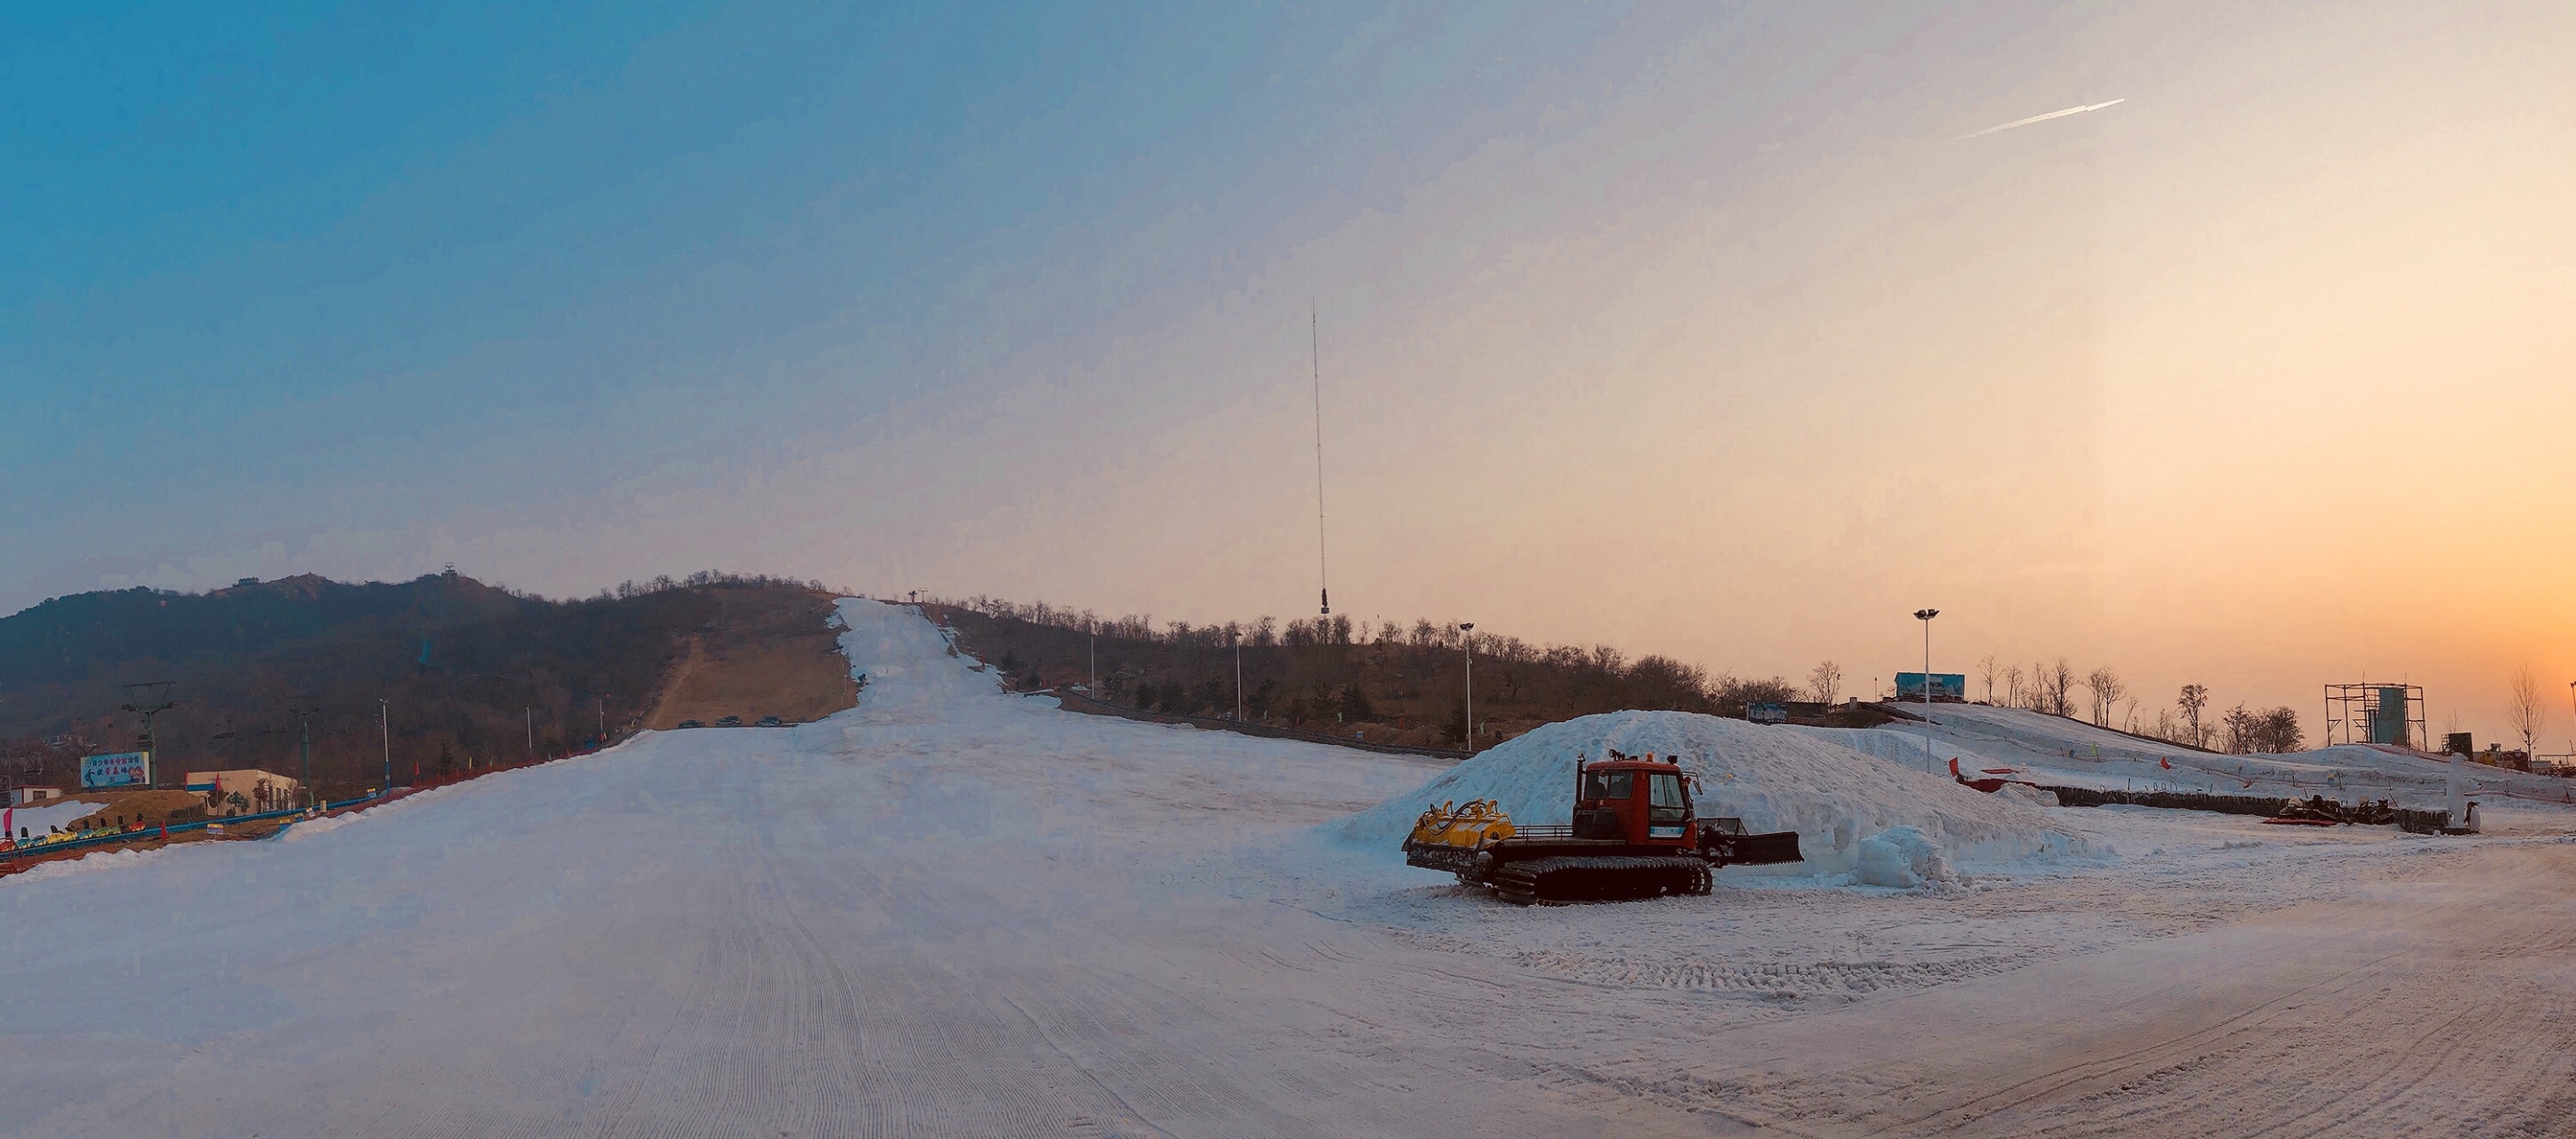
[933,594,1810,747]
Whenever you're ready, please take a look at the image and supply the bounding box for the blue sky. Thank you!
[7,0,1723,588]
[6,2,2572,740]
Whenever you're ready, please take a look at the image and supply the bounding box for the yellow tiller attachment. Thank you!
[1405,798,1517,851]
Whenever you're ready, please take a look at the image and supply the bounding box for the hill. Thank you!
[0,570,854,798]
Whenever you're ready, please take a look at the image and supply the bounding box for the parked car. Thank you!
[757,715,784,727]
[677,719,704,729]
[715,715,742,727]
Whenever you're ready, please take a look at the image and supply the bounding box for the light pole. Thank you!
[598,695,608,746]
[287,706,318,804]
[1460,622,1477,751]
[379,699,391,796]
[1233,631,1244,721]
[1913,609,1939,774]
[1088,622,1097,702]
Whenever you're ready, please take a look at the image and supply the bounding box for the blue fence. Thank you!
[1,792,391,866]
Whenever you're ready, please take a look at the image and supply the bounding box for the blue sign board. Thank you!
[1894,673,1967,700]
[80,751,150,789]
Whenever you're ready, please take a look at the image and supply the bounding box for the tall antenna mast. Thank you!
[1312,304,1330,617]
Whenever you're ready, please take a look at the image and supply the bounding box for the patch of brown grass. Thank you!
[644,589,857,729]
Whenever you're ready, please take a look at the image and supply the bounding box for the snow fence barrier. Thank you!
[2045,786,2451,833]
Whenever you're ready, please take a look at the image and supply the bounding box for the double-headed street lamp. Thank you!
[1460,622,1477,751]
[1914,609,1940,774]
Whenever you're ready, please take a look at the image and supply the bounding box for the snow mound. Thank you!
[1856,826,1955,888]
[1998,782,2060,808]
[2,846,170,885]
[1335,710,2097,875]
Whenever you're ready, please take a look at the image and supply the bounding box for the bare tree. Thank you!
[2508,664,2546,759]
[2033,658,2076,717]
[2178,684,2210,749]
[2003,666,2025,709]
[2222,704,2305,754]
[2221,704,2258,754]
[2259,707,2304,753]
[1807,660,1843,706]
[1977,655,2000,705]
[2083,666,2125,727]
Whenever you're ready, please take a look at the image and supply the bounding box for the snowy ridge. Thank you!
[1334,709,2098,875]
[1805,703,2576,811]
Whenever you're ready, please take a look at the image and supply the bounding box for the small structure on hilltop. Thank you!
[2323,683,2426,748]
[8,787,64,806]
[183,770,303,816]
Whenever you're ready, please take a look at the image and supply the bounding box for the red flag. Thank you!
[2160,757,2172,770]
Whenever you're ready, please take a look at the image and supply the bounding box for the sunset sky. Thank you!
[6,2,2571,745]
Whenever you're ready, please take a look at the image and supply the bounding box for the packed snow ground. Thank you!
[3,603,2572,1137]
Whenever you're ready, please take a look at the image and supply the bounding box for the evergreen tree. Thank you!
[1337,684,1375,722]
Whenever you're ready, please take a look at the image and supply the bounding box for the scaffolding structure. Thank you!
[2323,683,2426,749]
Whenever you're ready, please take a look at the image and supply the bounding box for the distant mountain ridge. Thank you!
[0,572,530,692]
[0,571,849,796]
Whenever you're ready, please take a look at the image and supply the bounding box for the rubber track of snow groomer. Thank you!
[1490,855,1713,906]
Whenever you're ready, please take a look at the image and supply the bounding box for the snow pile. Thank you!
[4,846,169,885]
[1856,826,1956,888]
[1336,709,2099,874]
[1792,725,2004,771]
[4,798,102,838]
[1997,782,2061,809]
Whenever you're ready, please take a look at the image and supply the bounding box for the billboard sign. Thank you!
[2370,685,2411,746]
[80,751,150,789]
[1894,673,1967,701]
[1748,702,1791,724]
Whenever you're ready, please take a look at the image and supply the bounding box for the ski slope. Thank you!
[3,602,2572,1137]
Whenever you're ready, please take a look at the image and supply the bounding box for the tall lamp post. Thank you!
[1913,609,1940,773]
[1232,630,1244,721]
[1460,622,1477,751]
[378,699,391,796]
[287,706,318,805]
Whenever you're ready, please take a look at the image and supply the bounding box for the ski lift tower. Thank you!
[2323,683,2426,749]
[120,681,178,788]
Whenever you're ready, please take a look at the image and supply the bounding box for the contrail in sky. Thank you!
[1956,98,2125,141]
